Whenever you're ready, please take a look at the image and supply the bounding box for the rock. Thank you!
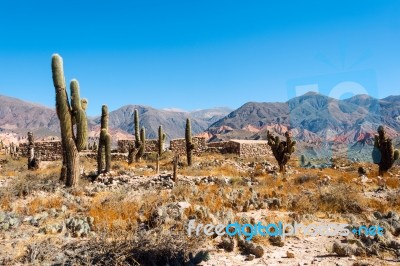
[251,245,264,258]
[286,251,295,258]
[246,254,255,261]
[87,216,94,226]
[61,205,68,213]
[332,242,355,257]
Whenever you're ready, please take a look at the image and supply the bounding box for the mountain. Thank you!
[0,95,231,140]
[209,92,400,145]
[0,95,59,135]
[94,105,230,140]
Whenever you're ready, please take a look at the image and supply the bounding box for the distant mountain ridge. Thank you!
[1,92,399,146]
[0,94,231,140]
[208,92,400,144]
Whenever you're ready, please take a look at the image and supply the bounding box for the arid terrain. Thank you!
[1,147,399,265]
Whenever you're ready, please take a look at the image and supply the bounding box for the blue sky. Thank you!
[0,0,399,115]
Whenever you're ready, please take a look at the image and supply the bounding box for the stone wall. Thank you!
[81,152,130,161]
[17,137,270,161]
[117,139,160,153]
[170,136,207,155]
[206,140,270,157]
[19,140,63,161]
[207,141,240,154]
[231,139,270,158]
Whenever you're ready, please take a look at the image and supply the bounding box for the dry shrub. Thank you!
[25,196,63,215]
[386,192,400,212]
[89,195,139,232]
[290,184,363,214]
[386,177,400,189]
[62,228,208,266]
[0,191,12,211]
[294,174,319,185]
[317,184,363,214]
[365,198,390,213]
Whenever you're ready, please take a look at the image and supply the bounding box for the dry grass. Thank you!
[386,177,400,189]
[88,190,170,232]
[21,196,64,215]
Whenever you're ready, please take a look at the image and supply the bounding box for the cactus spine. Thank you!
[52,54,81,187]
[267,130,296,173]
[185,118,194,166]
[158,125,166,156]
[97,105,111,175]
[70,80,89,151]
[372,125,399,176]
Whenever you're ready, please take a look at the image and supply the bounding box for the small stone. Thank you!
[286,251,295,258]
[246,254,255,261]
[251,245,264,258]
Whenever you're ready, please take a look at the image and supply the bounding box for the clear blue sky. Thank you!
[0,0,399,116]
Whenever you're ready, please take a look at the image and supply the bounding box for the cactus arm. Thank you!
[70,80,88,151]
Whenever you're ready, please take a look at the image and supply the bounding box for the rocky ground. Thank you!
[0,150,399,265]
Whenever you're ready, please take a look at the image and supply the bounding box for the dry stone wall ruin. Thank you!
[15,137,271,162]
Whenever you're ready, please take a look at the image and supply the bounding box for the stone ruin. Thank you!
[15,136,272,162]
[207,139,271,158]
[19,140,63,161]
[169,137,207,156]
[117,139,159,153]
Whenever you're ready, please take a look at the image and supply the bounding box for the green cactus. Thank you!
[185,118,195,166]
[70,79,89,151]
[51,54,80,187]
[136,127,146,161]
[372,125,399,176]
[92,141,98,152]
[134,109,140,149]
[158,125,166,156]
[267,130,296,173]
[300,154,306,167]
[97,105,112,175]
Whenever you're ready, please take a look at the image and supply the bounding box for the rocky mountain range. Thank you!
[1,92,399,156]
[0,94,231,140]
[209,92,400,144]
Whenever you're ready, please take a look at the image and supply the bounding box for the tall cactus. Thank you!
[372,125,399,176]
[134,109,140,149]
[185,118,195,166]
[70,79,89,151]
[97,105,111,175]
[136,127,146,160]
[158,125,166,156]
[52,54,82,187]
[267,130,296,173]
